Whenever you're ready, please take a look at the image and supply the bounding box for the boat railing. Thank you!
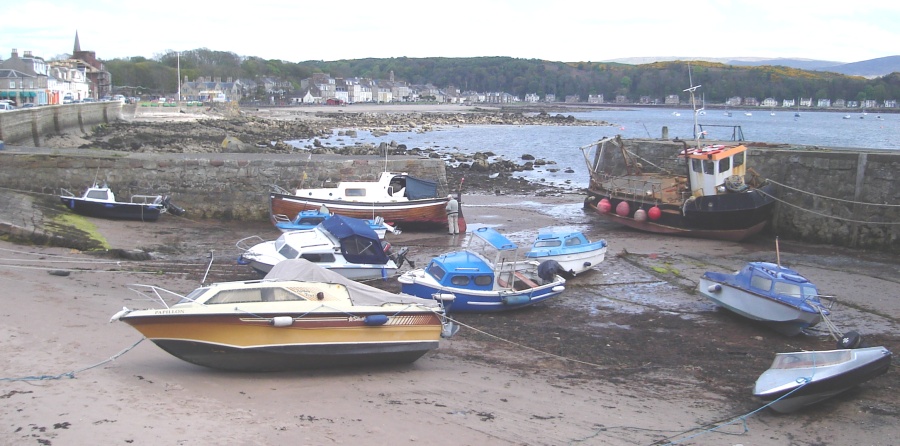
[236,235,267,251]
[597,173,666,201]
[269,184,292,195]
[126,284,190,309]
[60,187,76,198]
[131,194,164,205]
[272,213,292,224]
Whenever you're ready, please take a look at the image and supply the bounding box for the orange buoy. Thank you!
[598,198,611,213]
[648,206,662,221]
[634,208,647,222]
[615,201,630,217]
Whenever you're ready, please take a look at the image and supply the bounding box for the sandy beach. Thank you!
[1,190,898,445]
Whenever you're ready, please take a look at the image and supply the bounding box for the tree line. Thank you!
[104,49,900,105]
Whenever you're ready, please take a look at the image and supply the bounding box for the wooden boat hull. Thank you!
[270,193,451,230]
[584,184,776,242]
[698,276,822,335]
[60,197,162,221]
[754,347,892,413]
[120,311,442,372]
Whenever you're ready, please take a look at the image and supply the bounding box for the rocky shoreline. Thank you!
[40,105,611,195]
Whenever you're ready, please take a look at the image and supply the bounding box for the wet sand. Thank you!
[1,192,898,445]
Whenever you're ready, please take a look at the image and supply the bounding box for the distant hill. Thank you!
[604,56,900,78]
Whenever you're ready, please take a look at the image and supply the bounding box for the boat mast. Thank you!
[683,65,702,194]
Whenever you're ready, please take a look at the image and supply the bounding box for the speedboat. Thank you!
[524,229,607,276]
[237,214,407,280]
[269,172,465,232]
[272,210,398,239]
[753,346,892,413]
[110,259,455,372]
[59,182,185,221]
[398,227,566,313]
[698,261,830,336]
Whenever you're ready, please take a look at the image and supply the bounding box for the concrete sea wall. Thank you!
[0,149,450,221]
[0,102,123,146]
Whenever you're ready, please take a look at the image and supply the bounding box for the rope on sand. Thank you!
[0,338,144,382]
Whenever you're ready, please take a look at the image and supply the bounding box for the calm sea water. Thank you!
[290,108,899,190]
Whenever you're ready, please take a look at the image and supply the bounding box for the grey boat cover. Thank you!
[265,259,439,308]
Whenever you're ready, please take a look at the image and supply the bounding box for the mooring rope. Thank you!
[0,338,144,382]
[768,179,900,207]
[758,188,900,225]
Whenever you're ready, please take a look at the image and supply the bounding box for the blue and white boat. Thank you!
[524,229,607,277]
[698,261,831,336]
[272,210,398,239]
[397,227,566,313]
[237,214,407,280]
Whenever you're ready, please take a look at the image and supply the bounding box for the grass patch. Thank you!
[51,213,111,250]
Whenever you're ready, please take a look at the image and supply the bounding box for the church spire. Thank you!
[73,30,81,54]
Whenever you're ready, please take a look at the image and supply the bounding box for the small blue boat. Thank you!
[524,230,607,277]
[698,261,831,336]
[397,227,566,313]
[272,210,398,239]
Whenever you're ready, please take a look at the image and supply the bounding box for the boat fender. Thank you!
[615,201,630,217]
[634,208,647,222]
[364,314,389,326]
[433,293,456,302]
[837,330,862,349]
[502,294,532,306]
[271,316,294,327]
[707,284,722,293]
[552,285,565,293]
[648,206,662,221]
[597,198,612,214]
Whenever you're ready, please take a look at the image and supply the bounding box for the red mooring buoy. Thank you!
[648,206,662,221]
[615,201,630,217]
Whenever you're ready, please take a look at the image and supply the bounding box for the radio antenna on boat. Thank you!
[775,236,781,267]
[683,64,702,147]
[201,250,215,285]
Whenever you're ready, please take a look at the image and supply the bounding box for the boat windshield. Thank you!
[770,350,852,369]
[533,240,562,248]
[772,281,820,299]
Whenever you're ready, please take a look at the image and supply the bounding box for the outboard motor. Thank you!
[162,196,186,216]
[390,246,414,269]
[538,259,571,282]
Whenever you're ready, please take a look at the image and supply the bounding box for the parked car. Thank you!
[21,103,36,108]
[0,102,15,112]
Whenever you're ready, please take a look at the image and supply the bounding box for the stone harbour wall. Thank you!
[0,150,450,221]
[0,102,122,146]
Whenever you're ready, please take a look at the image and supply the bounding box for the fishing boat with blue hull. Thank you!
[524,229,607,277]
[397,227,566,313]
[272,210,398,239]
[698,261,831,336]
[753,346,893,413]
[59,182,185,222]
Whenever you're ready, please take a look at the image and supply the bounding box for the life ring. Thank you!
[682,197,696,216]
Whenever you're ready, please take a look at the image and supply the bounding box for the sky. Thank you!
[3,0,899,64]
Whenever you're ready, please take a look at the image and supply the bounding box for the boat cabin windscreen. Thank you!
[426,262,446,281]
[770,350,852,369]
[205,287,307,304]
[534,239,562,248]
[86,189,112,200]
